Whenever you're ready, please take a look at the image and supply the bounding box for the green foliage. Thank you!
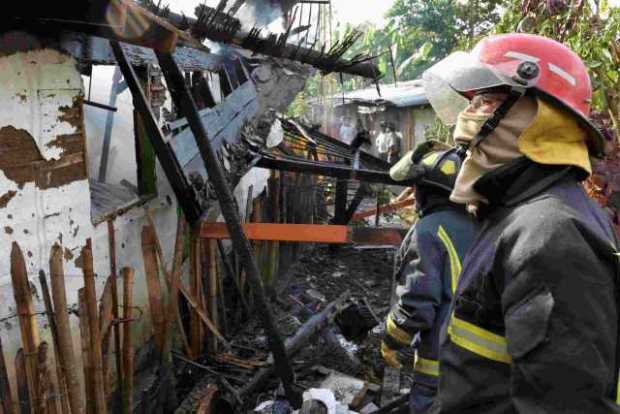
[424,117,455,145]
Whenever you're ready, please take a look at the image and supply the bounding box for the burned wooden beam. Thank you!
[254,153,408,186]
[157,50,302,408]
[164,7,381,79]
[239,290,351,397]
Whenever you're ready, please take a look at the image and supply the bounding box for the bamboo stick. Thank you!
[144,212,190,356]
[37,271,69,414]
[215,244,228,338]
[15,349,29,414]
[81,240,107,413]
[77,289,94,414]
[162,216,189,358]
[121,268,134,414]
[0,335,13,414]
[98,279,113,397]
[49,244,83,414]
[206,240,219,353]
[106,220,123,399]
[141,225,167,359]
[189,231,203,358]
[10,242,40,413]
[144,211,227,347]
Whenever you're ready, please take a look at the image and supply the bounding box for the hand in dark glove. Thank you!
[381,313,414,369]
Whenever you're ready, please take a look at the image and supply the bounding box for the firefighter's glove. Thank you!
[381,313,414,369]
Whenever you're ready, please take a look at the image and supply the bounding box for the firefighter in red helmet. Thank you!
[422,33,620,413]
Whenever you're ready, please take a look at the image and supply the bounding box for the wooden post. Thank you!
[15,349,30,414]
[10,242,40,413]
[141,225,167,360]
[0,336,13,414]
[121,267,135,414]
[49,244,83,414]
[106,220,123,398]
[77,289,95,414]
[81,240,107,413]
[36,341,59,414]
[38,271,69,414]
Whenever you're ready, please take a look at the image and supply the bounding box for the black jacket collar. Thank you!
[473,157,580,218]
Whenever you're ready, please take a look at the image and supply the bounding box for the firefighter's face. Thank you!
[465,92,508,115]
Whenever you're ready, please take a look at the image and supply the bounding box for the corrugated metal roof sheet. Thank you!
[319,80,428,108]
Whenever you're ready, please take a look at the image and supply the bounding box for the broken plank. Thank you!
[168,80,259,185]
[10,242,40,413]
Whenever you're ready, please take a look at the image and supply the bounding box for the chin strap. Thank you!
[470,86,527,149]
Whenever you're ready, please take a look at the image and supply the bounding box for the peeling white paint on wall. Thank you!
[0,45,181,405]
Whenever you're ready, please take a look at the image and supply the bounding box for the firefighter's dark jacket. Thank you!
[435,158,620,414]
[387,193,477,388]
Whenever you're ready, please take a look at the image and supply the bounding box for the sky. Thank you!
[167,0,397,26]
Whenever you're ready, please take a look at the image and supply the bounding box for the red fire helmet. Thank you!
[423,33,604,156]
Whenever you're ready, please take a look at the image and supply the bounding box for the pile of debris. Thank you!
[169,245,409,414]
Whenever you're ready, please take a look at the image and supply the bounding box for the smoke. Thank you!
[236,0,286,32]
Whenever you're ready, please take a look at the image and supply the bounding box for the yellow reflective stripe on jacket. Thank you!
[448,314,512,364]
[616,370,620,404]
[387,315,413,345]
[437,225,462,293]
[414,356,439,377]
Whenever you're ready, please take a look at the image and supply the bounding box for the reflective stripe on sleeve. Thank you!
[447,314,512,364]
[387,315,413,345]
[437,225,462,293]
[616,369,620,404]
[415,356,440,377]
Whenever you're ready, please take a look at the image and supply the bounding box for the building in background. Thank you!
[308,80,436,156]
